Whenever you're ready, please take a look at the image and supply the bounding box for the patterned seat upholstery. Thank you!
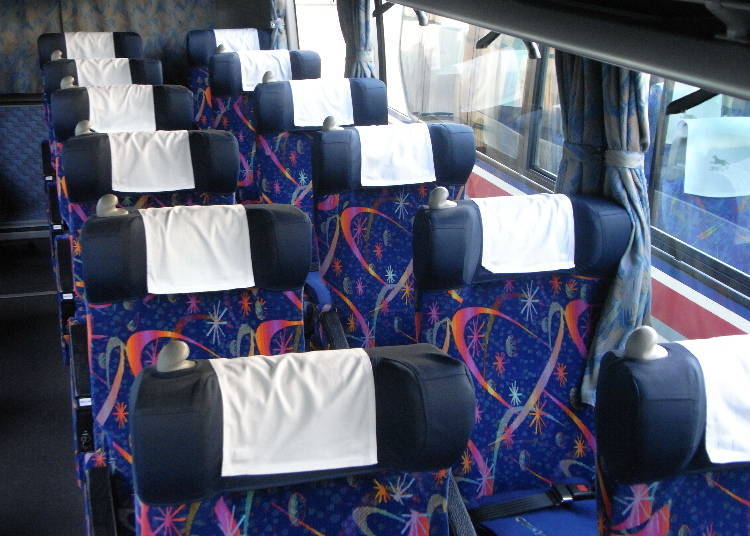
[186,28,273,130]
[313,122,474,347]
[206,49,321,203]
[411,194,632,534]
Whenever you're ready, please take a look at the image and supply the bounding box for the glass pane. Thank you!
[531,50,563,176]
[396,14,530,160]
[296,0,346,80]
[652,82,750,275]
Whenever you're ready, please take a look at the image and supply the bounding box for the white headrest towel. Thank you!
[139,205,254,295]
[473,194,575,274]
[237,50,292,91]
[74,58,132,88]
[109,131,195,193]
[355,123,436,186]
[289,79,354,128]
[64,32,116,60]
[208,348,377,476]
[87,85,156,133]
[213,28,260,52]
[678,335,750,464]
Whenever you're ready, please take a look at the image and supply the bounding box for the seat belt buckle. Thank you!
[550,483,593,506]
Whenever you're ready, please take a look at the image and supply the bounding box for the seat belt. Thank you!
[447,473,478,536]
[468,483,594,525]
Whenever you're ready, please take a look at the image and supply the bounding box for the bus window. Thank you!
[394,12,530,162]
[295,0,346,79]
[651,83,750,279]
[531,49,563,178]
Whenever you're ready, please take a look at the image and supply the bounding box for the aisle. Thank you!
[0,240,85,535]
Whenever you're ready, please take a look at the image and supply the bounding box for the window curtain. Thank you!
[270,0,288,49]
[555,52,652,405]
[337,0,376,78]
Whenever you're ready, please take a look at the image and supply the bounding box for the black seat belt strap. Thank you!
[468,483,594,525]
[447,473,478,536]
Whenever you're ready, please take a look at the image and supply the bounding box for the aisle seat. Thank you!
[412,191,631,535]
[208,49,321,202]
[186,28,273,126]
[78,203,311,534]
[313,122,474,348]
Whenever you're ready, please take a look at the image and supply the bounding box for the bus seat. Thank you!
[37,32,143,67]
[411,192,631,535]
[313,122,474,348]
[598,329,750,534]
[130,343,474,504]
[207,49,321,203]
[186,28,273,126]
[78,203,311,532]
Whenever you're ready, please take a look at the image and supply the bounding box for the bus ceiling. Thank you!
[387,0,750,102]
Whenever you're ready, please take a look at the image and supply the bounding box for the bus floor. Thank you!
[0,239,85,535]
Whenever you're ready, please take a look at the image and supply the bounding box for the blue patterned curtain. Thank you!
[555,52,652,405]
[270,0,288,49]
[337,0,376,78]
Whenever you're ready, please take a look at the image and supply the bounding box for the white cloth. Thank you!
[108,131,195,193]
[213,28,260,52]
[289,79,354,128]
[681,117,750,198]
[74,58,132,88]
[355,123,436,186]
[87,85,156,133]
[678,335,750,464]
[64,32,116,60]
[237,50,291,91]
[473,194,576,274]
[139,205,254,295]
[208,348,377,477]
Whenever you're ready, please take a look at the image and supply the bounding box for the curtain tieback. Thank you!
[270,17,286,31]
[604,149,644,168]
[351,51,374,63]
[563,141,602,164]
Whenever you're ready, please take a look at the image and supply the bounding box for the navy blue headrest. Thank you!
[41,59,163,94]
[62,130,239,202]
[130,343,474,505]
[254,78,388,133]
[314,122,475,194]
[413,195,632,290]
[186,29,273,66]
[37,32,143,67]
[50,85,193,143]
[81,204,312,303]
[209,50,321,97]
[596,343,750,484]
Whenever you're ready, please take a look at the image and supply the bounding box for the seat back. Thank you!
[314,122,474,347]
[205,50,321,203]
[412,194,631,502]
[187,28,273,127]
[597,331,750,534]
[38,32,143,67]
[79,203,312,531]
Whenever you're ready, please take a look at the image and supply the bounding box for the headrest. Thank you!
[254,78,388,133]
[314,122,475,194]
[413,195,632,290]
[186,28,273,66]
[130,343,474,504]
[63,130,239,202]
[209,50,321,97]
[51,85,193,142]
[42,58,163,93]
[81,204,311,303]
[597,334,750,483]
[38,32,143,66]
